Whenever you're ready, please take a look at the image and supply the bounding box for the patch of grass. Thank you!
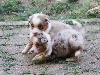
[40,71,47,75]
[66,20,74,25]
[4,73,12,75]
[3,63,14,68]
[2,55,15,62]
[32,59,50,64]
[49,74,56,75]
[65,19,85,26]
[0,48,16,62]
[0,0,99,21]
[0,48,8,54]
[0,26,13,30]
[0,0,25,15]
[50,2,69,15]
[88,29,100,33]
[68,0,79,3]
[64,66,81,75]
[0,0,25,21]
[83,68,97,72]
[14,25,28,28]
[44,65,49,70]
[76,19,85,25]
[22,70,31,75]
[33,54,77,65]
[0,48,15,73]
[32,57,65,64]
[0,32,17,39]
[63,61,81,75]
[0,44,11,46]
[90,20,99,24]
[0,25,28,30]
[40,71,55,75]
[72,67,81,75]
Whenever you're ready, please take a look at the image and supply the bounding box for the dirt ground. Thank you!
[0,22,100,75]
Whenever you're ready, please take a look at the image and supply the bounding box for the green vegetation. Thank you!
[0,32,17,39]
[83,68,97,72]
[40,71,55,75]
[0,0,99,21]
[40,71,47,75]
[64,62,81,75]
[0,0,24,15]
[0,0,25,21]
[68,0,79,3]
[3,63,14,68]
[22,70,31,75]
[0,48,15,62]
[88,28,100,33]
[0,48,15,74]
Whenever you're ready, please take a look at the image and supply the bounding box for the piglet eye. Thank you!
[38,24,43,30]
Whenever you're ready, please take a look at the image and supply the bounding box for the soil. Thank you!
[0,22,100,75]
